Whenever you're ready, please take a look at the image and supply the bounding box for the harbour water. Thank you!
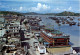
[26,15,80,47]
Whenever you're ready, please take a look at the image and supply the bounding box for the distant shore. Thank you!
[0,11,80,16]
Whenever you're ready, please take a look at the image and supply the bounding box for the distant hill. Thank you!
[56,11,80,16]
[23,12,56,15]
[0,11,23,16]
[23,12,41,15]
[43,13,57,15]
[24,11,80,16]
[0,11,80,16]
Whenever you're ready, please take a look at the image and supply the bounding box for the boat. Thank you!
[56,20,60,23]
[67,16,70,18]
[78,22,80,26]
[66,20,70,24]
[49,17,58,20]
[78,18,80,21]
[40,29,70,47]
[69,22,76,26]
[62,22,65,24]
[70,18,73,21]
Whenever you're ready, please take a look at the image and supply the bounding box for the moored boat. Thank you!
[69,22,76,26]
[78,22,80,26]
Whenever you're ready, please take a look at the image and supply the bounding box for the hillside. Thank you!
[0,11,79,16]
[56,11,80,16]
[23,12,41,15]
[24,11,80,16]
[43,13,57,15]
[0,11,23,16]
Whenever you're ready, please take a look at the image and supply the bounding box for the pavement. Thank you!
[29,37,49,55]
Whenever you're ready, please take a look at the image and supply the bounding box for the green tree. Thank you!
[23,21,29,25]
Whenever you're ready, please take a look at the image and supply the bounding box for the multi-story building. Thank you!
[0,17,6,37]
[40,29,70,47]
[6,20,20,37]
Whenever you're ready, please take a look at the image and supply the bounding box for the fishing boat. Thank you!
[78,22,80,26]
[69,22,76,26]
[56,20,60,23]
[49,17,58,20]
[67,16,70,18]
[62,22,65,24]
[78,18,80,21]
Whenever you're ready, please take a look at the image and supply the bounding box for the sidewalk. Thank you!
[24,26,48,55]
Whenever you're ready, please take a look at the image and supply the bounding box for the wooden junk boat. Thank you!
[69,22,76,26]
[40,29,70,47]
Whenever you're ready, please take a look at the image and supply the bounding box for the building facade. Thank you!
[40,29,70,47]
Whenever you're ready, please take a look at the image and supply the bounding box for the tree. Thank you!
[23,21,29,25]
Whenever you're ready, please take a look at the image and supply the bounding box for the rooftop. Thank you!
[47,47,71,54]
[51,30,62,34]
[52,35,70,38]
[41,29,69,38]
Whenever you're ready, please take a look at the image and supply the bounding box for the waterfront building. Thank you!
[40,29,70,47]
